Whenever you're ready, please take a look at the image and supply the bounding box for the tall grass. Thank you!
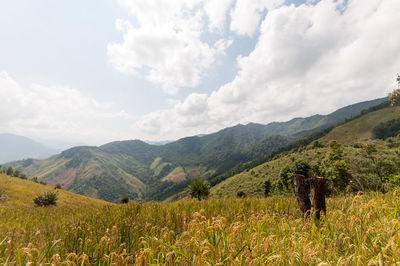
[1,191,400,264]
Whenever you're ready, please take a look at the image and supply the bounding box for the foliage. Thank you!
[277,159,311,192]
[55,184,62,189]
[6,166,13,176]
[320,141,350,194]
[0,189,7,201]
[236,191,246,198]
[212,134,400,198]
[388,74,400,106]
[373,118,400,139]
[12,169,20,178]
[263,180,271,196]
[33,191,58,206]
[120,196,129,204]
[188,179,210,200]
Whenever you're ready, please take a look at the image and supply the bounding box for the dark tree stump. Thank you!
[292,174,311,216]
[310,175,326,219]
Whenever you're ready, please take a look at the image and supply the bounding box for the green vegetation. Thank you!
[320,105,400,143]
[188,179,210,200]
[120,196,129,204]
[1,193,400,264]
[33,191,58,206]
[373,117,400,139]
[388,74,400,106]
[211,134,400,198]
[0,190,7,201]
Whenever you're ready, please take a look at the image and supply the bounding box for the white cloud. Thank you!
[108,0,235,94]
[0,72,133,145]
[230,0,285,36]
[203,0,234,32]
[134,0,400,140]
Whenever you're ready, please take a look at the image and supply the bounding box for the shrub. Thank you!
[264,180,271,196]
[120,196,129,204]
[188,179,210,201]
[33,191,58,206]
[0,190,7,201]
[237,191,246,198]
[55,184,62,189]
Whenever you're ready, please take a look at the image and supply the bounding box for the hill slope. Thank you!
[319,105,400,143]
[210,105,400,198]
[0,133,57,163]
[0,174,110,208]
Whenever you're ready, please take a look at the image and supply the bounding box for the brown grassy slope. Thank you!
[0,174,111,208]
[319,105,400,143]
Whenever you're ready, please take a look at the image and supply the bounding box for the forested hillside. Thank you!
[211,104,400,198]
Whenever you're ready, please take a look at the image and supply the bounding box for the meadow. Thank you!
[1,191,400,265]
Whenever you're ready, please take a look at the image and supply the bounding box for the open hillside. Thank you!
[210,104,400,198]
[7,98,386,202]
[0,174,110,208]
[319,105,400,143]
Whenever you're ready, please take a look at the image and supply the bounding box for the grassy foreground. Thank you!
[1,191,400,265]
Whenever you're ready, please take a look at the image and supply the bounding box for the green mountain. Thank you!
[7,98,387,202]
[0,133,57,163]
[210,103,400,198]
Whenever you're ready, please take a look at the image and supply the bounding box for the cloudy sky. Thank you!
[0,0,399,149]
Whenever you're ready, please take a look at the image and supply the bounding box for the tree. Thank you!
[6,166,13,176]
[13,170,20,178]
[264,180,271,196]
[188,179,210,201]
[320,140,350,194]
[388,74,400,106]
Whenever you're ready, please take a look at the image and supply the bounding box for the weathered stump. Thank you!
[310,175,326,219]
[292,174,311,216]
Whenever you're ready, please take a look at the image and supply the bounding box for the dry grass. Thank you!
[0,174,110,208]
[1,187,399,264]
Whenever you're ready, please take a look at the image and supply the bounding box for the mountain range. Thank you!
[6,97,386,202]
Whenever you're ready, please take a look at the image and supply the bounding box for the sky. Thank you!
[0,0,399,149]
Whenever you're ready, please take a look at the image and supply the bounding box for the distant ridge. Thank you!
[0,133,57,163]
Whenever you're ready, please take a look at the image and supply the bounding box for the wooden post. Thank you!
[310,175,326,219]
[292,174,311,216]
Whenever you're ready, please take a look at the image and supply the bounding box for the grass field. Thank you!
[1,190,400,264]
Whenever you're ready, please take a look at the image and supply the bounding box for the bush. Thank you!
[373,118,400,139]
[33,191,58,206]
[264,180,271,196]
[0,190,7,201]
[237,191,246,198]
[55,184,62,189]
[120,196,129,204]
[188,179,210,201]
